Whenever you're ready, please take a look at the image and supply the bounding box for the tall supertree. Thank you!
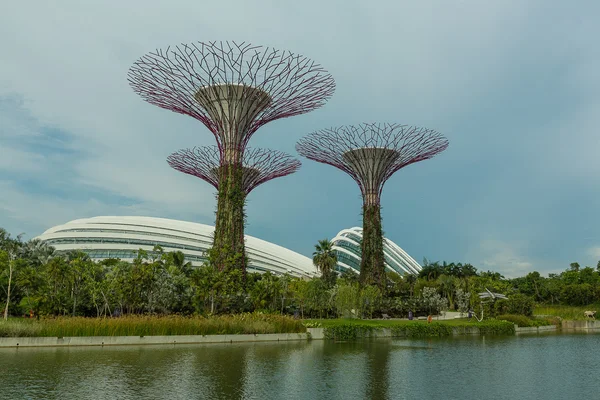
[167,146,301,195]
[128,41,335,272]
[296,123,448,288]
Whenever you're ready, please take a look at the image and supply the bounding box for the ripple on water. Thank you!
[1,334,600,400]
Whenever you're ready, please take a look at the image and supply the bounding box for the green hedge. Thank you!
[323,320,515,340]
[497,314,558,327]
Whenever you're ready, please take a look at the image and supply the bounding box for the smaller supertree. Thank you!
[167,146,301,272]
[296,123,448,288]
[167,146,301,194]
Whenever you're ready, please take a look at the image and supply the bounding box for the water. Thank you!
[1,333,598,399]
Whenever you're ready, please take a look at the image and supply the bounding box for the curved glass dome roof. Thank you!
[36,216,317,278]
[331,227,421,276]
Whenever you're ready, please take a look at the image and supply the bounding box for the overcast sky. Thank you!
[1,0,599,277]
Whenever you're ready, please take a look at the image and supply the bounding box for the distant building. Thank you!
[36,216,317,278]
[331,227,421,276]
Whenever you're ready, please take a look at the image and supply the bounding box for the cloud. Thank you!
[1,0,600,269]
[0,95,216,237]
[586,247,600,261]
[466,239,535,278]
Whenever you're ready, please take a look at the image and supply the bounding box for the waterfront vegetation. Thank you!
[305,318,517,340]
[534,304,600,320]
[0,313,305,337]
[3,226,600,337]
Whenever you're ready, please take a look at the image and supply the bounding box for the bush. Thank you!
[494,294,535,316]
[321,320,516,340]
[497,314,535,327]
[390,322,452,338]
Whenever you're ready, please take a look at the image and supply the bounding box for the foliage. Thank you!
[455,288,471,314]
[493,294,535,317]
[360,204,385,289]
[318,319,515,340]
[0,313,305,337]
[333,282,360,318]
[6,224,600,324]
[212,163,247,272]
[534,304,600,320]
[421,286,448,315]
[312,239,337,287]
[496,314,555,327]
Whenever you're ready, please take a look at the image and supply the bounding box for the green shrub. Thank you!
[390,322,452,338]
[497,314,534,327]
[321,320,516,340]
[324,324,376,340]
[494,294,535,316]
[477,319,516,335]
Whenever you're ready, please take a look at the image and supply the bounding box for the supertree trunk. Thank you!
[212,162,247,272]
[360,200,385,288]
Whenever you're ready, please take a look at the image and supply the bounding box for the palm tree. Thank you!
[313,239,337,286]
[21,239,55,267]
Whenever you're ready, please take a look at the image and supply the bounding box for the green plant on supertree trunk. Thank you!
[360,203,385,289]
[212,163,247,273]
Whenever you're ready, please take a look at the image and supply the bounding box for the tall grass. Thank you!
[308,318,516,340]
[0,314,305,338]
[534,304,600,320]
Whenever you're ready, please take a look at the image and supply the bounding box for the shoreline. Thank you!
[2,319,600,349]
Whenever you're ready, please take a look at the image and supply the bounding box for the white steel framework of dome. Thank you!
[331,227,421,276]
[35,216,317,278]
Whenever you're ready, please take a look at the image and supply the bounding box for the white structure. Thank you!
[331,227,422,276]
[36,216,317,278]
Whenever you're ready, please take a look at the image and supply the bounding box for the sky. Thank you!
[1,0,599,278]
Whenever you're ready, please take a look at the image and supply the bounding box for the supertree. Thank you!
[296,123,448,288]
[167,146,301,195]
[128,41,335,272]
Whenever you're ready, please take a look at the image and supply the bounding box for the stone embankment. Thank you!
[561,320,600,332]
[0,333,308,348]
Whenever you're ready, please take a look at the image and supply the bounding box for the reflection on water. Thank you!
[1,334,600,400]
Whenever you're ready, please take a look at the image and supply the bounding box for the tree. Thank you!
[312,239,337,287]
[455,288,471,314]
[405,274,417,298]
[570,262,581,272]
[289,278,309,318]
[1,229,23,320]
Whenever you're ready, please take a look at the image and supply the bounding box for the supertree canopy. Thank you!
[296,123,448,288]
[128,41,335,272]
[128,41,336,162]
[167,146,301,194]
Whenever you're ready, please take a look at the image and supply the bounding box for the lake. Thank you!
[1,333,598,399]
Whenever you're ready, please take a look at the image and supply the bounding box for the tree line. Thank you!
[2,228,600,319]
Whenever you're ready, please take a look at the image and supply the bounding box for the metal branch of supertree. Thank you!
[129,41,336,163]
[167,146,301,194]
[296,122,449,205]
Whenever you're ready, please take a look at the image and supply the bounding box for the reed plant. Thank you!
[0,313,305,338]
